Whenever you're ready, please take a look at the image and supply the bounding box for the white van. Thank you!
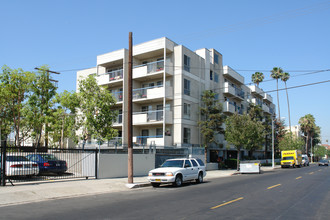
[302,154,309,166]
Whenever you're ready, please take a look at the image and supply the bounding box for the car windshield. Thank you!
[282,156,294,160]
[161,160,184,168]
[41,154,59,161]
[7,156,29,162]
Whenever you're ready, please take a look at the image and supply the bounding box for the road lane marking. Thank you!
[267,184,281,189]
[210,197,244,210]
[309,172,314,175]
[318,169,322,171]
[296,176,302,179]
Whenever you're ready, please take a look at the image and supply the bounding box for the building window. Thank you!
[157,81,163,86]
[210,70,213,80]
[141,106,149,112]
[184,79,190,96]
[184,55,190,72]
[156,128,163,137]
[215,93,219,100]
[183,103,191,119]
[214,72,219,83]
[183,128,191,144]
[214,54,219,64]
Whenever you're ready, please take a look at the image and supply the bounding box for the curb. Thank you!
[125,182,151,189]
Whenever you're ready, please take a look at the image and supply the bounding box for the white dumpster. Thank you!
[240,162,260,174]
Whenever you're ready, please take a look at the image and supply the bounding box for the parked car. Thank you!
[147,157,206,187]
[0,154,39,177]
[302,154,309,166]
[25,154,67,174]
[318,159,329,166]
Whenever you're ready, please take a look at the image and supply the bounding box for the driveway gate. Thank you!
[1,142,97,186]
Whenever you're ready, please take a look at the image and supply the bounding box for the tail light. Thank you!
[43,162,50,167]
[10,164,23,168]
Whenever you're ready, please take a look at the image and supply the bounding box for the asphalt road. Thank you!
[1,164,329,220]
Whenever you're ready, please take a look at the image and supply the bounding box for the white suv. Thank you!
[148,157,206,187]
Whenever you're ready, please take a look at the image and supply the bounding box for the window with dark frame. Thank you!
[184,55,190,72]
[183,127,191,144]
[184,79,190,96]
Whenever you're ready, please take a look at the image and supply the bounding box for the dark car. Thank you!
[318,159,329,166]
[26,154,67,174]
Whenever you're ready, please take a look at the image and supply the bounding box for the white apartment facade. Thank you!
[77,37,275,161]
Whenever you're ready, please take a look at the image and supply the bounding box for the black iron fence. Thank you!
[1,141,97,186]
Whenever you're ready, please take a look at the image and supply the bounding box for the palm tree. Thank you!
[299,114,316,155]
[270,67,283,120]
[251,72,264,87]
[281,72,291,132]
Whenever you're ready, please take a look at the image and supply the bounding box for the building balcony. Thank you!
[249,85,265,98]
[112,91,123,103]
[249,98,263,107]
[223,101,243,115]
[133,135,172,146]
[132,85,173,103]
[223,66,244,85]
[223,82,245,100]
[133,110,173,125]
[262,104,270,114]
[97,69,123,87]
[133,59,173,80]
[263,93,273,103]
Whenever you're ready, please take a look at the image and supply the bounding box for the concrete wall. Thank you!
[98,153,155,178]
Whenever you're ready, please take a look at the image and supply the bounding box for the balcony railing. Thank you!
[133,60,164,74]
[235,87,245,99]
[112,91,123,102]
[108,69,123,81]
[224,82,244,99]
[132,85,163,100]
[135,135,163,145]
[223,101,243,114]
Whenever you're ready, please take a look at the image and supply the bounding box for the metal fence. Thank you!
[1,142,97,186]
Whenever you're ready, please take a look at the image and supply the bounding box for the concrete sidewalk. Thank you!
[0,166,280,207]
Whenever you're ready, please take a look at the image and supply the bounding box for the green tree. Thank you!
[299,114,316,155]
[0,65,35,146]
[225,114,265,170]
[50,91,80,148]
[0,77,12,142]
[313,145,327,160]
[198,90,226,163]
[278,132,304,151]
[77,75,118,148]
[280,72,291,131]
[251,72,264,87]
[271,67,283,120]
[24,65,57,147]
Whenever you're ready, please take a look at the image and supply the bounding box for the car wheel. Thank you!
[196,172,203,183]
[173,175,182,187]
[151,183,160,187]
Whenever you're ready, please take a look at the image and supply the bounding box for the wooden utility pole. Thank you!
[127,32,133,183]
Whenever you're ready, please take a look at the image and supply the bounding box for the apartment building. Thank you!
[76,37,275,161]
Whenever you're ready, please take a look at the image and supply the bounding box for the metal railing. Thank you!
[108,69,123,81]
[132,84,163,100]
[134,110,164,121]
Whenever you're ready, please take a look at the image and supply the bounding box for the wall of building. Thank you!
[98,153,155,178]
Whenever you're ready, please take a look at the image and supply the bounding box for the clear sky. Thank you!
[1,0,330,143]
